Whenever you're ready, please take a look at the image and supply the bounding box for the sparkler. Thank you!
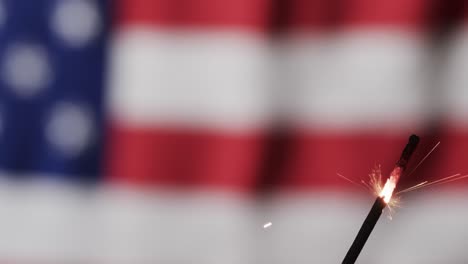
[342,134,420,264]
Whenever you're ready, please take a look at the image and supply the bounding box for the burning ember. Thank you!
[379,166,401,203]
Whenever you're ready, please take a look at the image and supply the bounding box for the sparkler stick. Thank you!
[342,135,420,264]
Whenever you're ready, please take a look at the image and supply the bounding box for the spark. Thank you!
[368,165,384,196]
[416,173,461,188]
[263,222,272,229]
[397,173,460,194]
[406,141,440,178]
[427,174,468,187]
[385,195,403,220]
[397,181,428,194]
[397,173,468,194]
[336,173,367,190]
[361,179,374,193]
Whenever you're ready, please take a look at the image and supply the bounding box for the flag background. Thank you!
[0,0,467,263]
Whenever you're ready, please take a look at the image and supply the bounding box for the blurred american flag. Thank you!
[0,0,467,263]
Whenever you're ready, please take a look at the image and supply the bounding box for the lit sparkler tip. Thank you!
[378,135,420,204]
[342,134,421,264]
[379,177,397,203]
[379,167,402,203]
[263,222,272,229]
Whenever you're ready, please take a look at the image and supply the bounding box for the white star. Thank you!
[0,107,3,136]
[51,0,101,47]
[0,0,6,28]
[45,102,94,157]
[1,43,52,98]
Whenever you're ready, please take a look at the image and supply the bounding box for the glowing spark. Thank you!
[396,173,468,194]
[336,173,367,190]
[406,141,440,178]
[417,173,461,187]
[427,174,468,187]
[368,165,384,196]
[360,179,374,192]
[410,174,467,191]
[397,181,428,194]
[263,222,272,229]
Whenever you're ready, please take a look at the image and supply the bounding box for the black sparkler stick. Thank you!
[342,134,420,264]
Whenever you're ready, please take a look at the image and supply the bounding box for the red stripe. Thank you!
[277,0,332,30]
[275,131,409,189]
[339,0,430,29]
[114,0,433,32]
[271,129,453,190]
[105,123,468,191]
[105,124,266,191]
[280,0,431,31]
[465,2,468,21]
[115,0,272,32]
[435,125,468,180]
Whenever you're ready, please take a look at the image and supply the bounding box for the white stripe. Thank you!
[0,179,91,262]
[258,192,370,264]
[93,187,254,264]
[280,31,431,130]
[108,28,273,131]
[261,190,468,264]
[109,29,433,131]
[442,28,468,125]
[1,178,467,263]
[0,178,254,263]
